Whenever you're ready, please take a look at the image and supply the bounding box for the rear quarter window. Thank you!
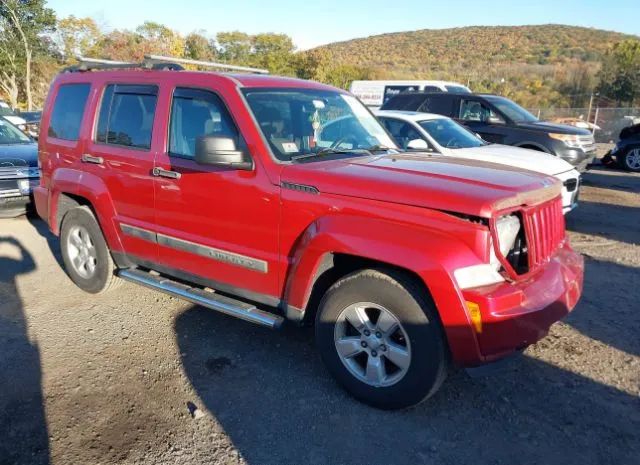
[382,94,426,111]
[417,96,454,117]
[47,83,91,141]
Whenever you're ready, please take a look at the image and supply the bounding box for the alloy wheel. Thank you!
[333,302,411,387]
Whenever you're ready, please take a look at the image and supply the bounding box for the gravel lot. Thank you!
[1,165,638,465]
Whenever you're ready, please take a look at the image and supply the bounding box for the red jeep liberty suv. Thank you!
[34,57,584,409]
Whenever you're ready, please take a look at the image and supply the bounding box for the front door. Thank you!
[456,98,507,144]
[152,87,280,299]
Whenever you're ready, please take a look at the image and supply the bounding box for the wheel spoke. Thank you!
[344,306,371,333]
[365,355,386,385]
[376,310,398,335]
[70,232,83,250]
[335,337,363,359]
[384,342,411,370]
[86,258,96,274]
[73,255,86,271]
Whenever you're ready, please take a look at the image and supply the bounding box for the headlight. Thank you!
[454,214,521,290]
[18,179,31,194]
[548,133,592,149]
[491,214,521,266]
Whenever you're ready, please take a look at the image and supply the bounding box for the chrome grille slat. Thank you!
[524,198,564,270]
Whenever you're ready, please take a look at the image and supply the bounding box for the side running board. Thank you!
[118,268,284,329]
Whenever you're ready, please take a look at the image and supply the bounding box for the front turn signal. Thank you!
[466,301,482,333]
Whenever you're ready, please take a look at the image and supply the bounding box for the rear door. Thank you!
[41,82,92,191]
[456,98,508,144]
[84,83,160,263]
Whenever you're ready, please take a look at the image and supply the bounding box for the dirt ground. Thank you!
[0,165,638,465]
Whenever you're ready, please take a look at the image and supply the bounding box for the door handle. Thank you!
[81,154,103,165]
[152,167,181,179]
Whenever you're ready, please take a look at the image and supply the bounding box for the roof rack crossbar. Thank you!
[144,54,269,74]
[63,56,185,73]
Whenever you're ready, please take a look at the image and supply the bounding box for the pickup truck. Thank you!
[34,57,584,409]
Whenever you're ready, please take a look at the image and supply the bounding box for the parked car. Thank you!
[381,92,597,172]
[609,123,640,172]
[350,80,471,109]
[376,110,581,213]
[18,110,42,139]
[0,100,28,132]
[35,57,583,410]
[0,118,39,217]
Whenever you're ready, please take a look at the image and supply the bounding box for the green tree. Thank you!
[0,0,56,110]
[55,15,101,61]
[251,33,295,74]
[216,31,252,64]
[136,21,184,57]
[184,31,216,61]
[596,39,640,106]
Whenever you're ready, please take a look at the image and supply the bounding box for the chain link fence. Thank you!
[527,107,640,143]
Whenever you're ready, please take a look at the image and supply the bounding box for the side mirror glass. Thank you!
[194,136,253,170]
[407,139,430,150]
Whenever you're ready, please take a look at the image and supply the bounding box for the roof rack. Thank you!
[62,55,269,75]
[63,56,184,73]
[145,55,269,74]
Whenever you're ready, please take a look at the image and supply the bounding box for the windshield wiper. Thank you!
[364,145,394,152]
[290,147,371,162]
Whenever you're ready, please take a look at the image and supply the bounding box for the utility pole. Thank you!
[587,92,599,126]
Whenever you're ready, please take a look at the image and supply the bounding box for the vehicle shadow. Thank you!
[0,235,49,465]
[563,256,640,357]
[581,167,640,194]
[566,200,639,245]
[26,214,64,269]
[174,303,639,465]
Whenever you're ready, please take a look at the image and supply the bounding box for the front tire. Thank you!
[617,146,640,172]
[315,269,448,409]
[60,206,121,294]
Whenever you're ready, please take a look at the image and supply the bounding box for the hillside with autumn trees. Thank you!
[314,25,639,107]
[1,0,639,111]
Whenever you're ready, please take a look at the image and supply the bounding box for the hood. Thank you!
[442,144,575,176]
[516,120,591,135]
[0,143,38,167]
[281,153,561,218]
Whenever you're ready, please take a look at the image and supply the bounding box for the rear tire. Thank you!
[315,268,448,410]
[617,146,640,172]
[60,206,121,294]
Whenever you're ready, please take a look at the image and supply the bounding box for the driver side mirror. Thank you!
[407,139,431,151]
[194,136,253,170]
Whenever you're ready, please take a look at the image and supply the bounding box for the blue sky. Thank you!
[48,0,639,50]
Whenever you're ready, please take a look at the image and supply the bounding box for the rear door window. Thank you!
[48,83,91,141]
[96,84,158,149]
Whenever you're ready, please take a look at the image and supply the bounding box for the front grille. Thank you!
[522,198,565,270]
[0,179,19,191]
[563,178,578,192]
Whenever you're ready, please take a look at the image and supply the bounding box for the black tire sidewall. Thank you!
[60,207,113,294]
[315,270,447,409]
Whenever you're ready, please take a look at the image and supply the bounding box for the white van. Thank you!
[350,80,471,109]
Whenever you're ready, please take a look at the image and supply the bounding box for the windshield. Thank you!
[0,119,30,144]
[243,88,397,161]
[418,118,485,149]
[484,96,538,123]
